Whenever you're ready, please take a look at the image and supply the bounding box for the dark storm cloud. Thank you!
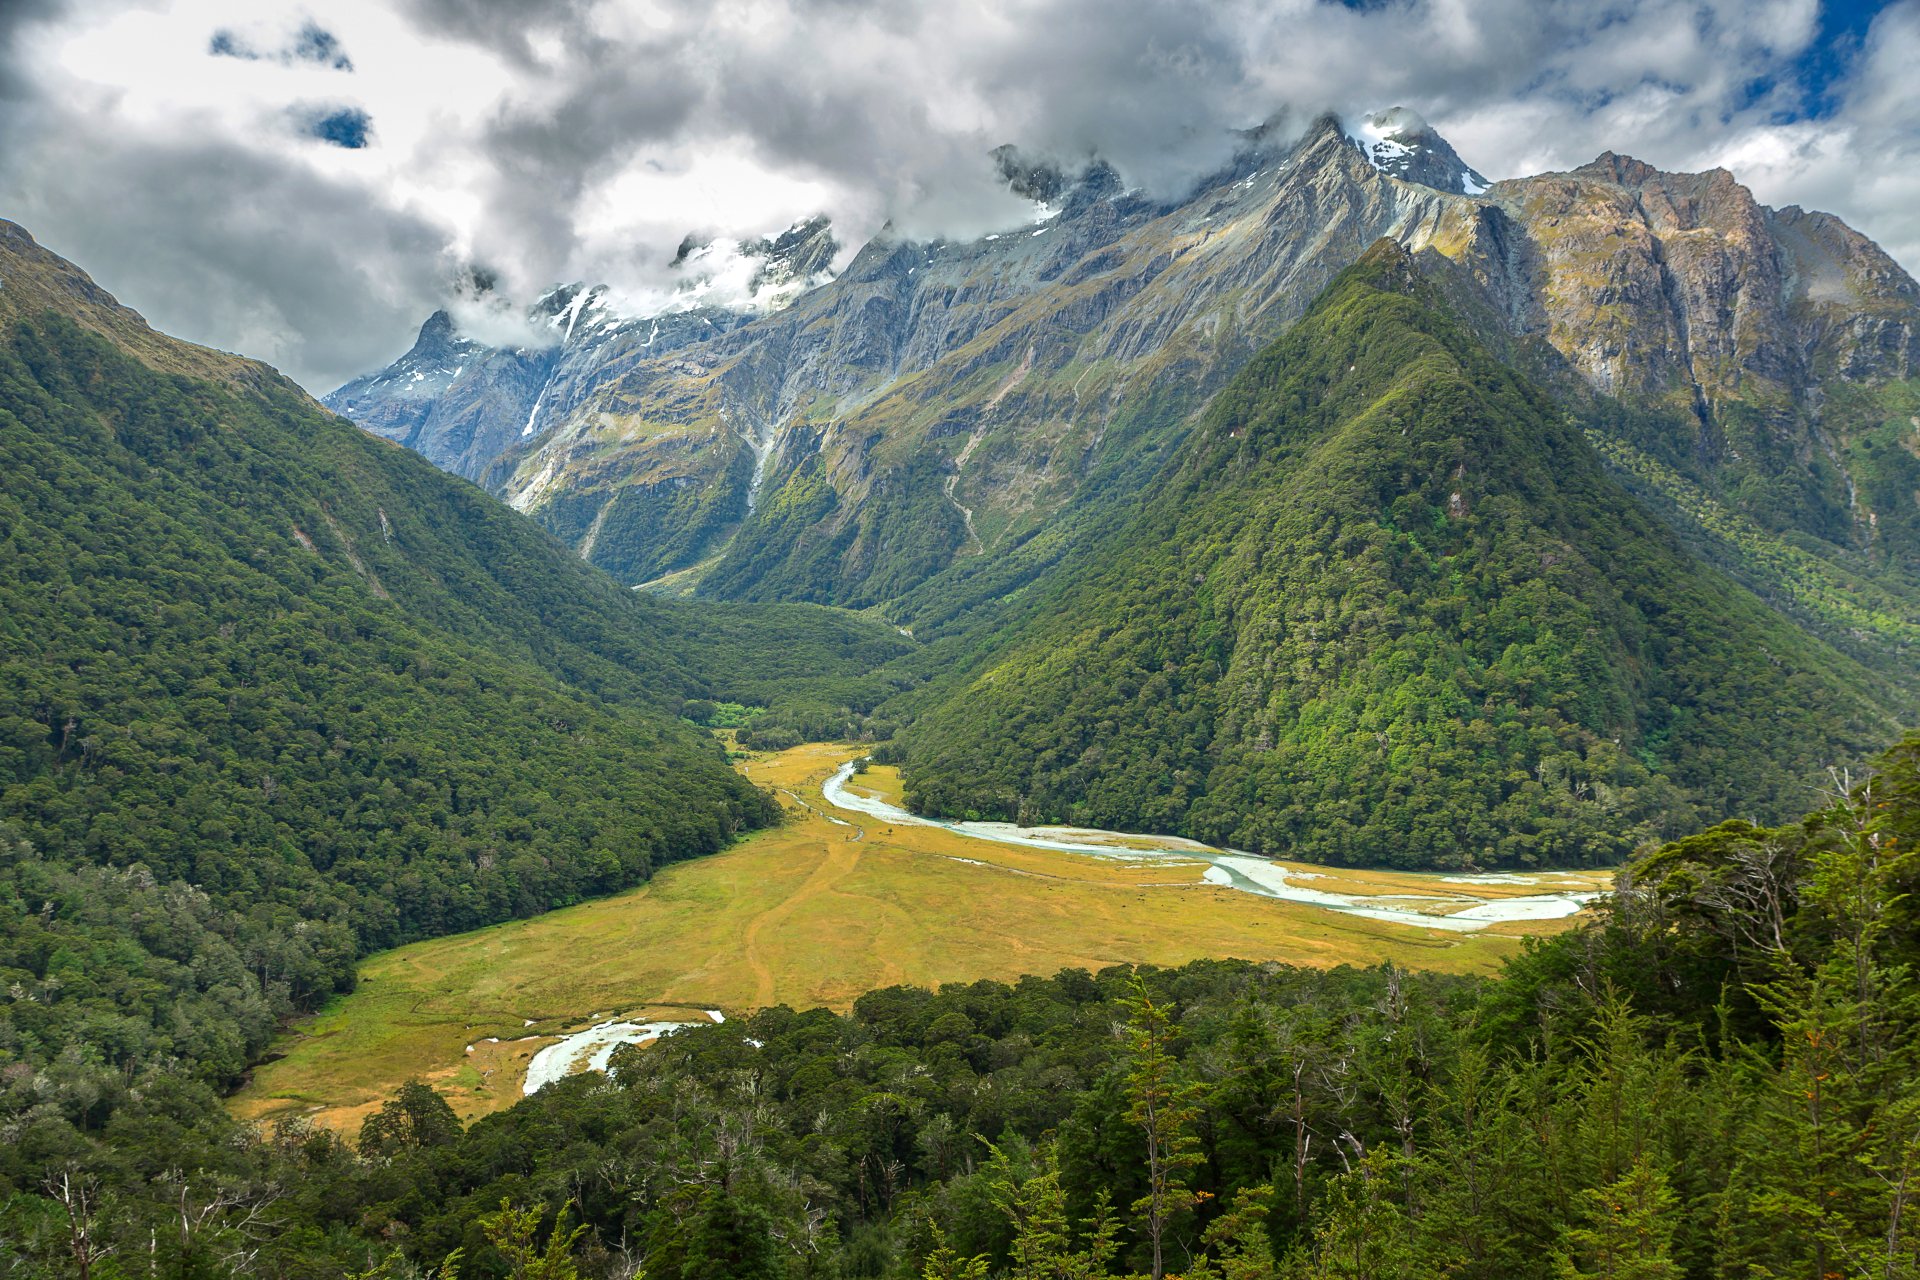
[441,0,1295,280]
[397,0,590,66]
[473,32,706,272]
[6,124,452,391]
[0,0,65,104]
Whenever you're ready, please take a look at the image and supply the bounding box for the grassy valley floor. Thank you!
[231,742,1610,1133]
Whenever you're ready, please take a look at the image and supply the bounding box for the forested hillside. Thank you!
[897,243,1906,869]
[0,222,906,1196]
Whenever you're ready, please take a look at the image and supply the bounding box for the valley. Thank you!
[232,741,1607,1134]
[6,10,1920,1264]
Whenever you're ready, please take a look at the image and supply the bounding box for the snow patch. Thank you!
[1344,114,1416,174]
[558,287,593,344]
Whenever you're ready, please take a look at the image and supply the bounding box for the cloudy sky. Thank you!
[2,0,1915,392]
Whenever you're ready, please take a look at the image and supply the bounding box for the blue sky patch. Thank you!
[209,22,352,71]
[1725,0,1892,122]
[291,23,353,71]
[309,108,371,149]
[207,29,255,60]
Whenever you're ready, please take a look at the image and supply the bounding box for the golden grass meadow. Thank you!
[232,742,1608,1132]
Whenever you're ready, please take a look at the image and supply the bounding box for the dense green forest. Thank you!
[0,732,1914,1278]
[0,264,906,1152]
[897,243,1906,869]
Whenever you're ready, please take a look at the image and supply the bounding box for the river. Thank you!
[822,761,1603,932]
[524,1009,725,1094]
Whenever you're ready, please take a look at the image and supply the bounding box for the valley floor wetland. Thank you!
[232,742,1613,1133]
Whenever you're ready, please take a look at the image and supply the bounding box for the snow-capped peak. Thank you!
[666,215,839,314]
[1341,107,1492,197]
[532,283,619,346]
[1346,109,1418,168]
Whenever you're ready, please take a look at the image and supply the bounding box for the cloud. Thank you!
[211,20,355,70]
[1701,1,1920,272]
[0,0,1915,393]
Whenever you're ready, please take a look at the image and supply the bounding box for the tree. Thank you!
[983,1138,1121,1280]
[1122,975,1208,1280]
[359,1080,462,1158]
[475,1199,588,1280]
[922,1226,991,1280]
[1744,768,1920,1280]
[45,1170,112,1280]
[1554,1157,1683,1280]
[681,1185,781,1280]
[1282,1153,1421,1280]
[1189,1185,1279,1280]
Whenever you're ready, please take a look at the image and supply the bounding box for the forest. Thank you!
[0,731,1914,1277]
[0,304,904,1200]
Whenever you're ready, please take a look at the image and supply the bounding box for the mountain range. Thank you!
[5,100,1917,887]
[7,64,1920,1277]
[328,108,1920,633]
[304,104,1920,865]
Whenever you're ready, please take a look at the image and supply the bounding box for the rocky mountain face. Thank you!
[1460,154,1920,552]
[321,217,838,486]
[325,109,1920,636]
[359,111,1493,594]
[321,286,754,485]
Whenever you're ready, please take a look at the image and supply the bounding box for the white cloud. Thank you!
[1,0,1914,392]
